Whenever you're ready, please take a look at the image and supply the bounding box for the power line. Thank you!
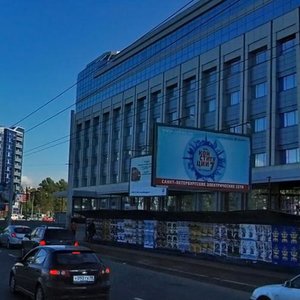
[23,35,299,157]
[18,0,241,133]
[21,1,297,157]
[11,1,197,129]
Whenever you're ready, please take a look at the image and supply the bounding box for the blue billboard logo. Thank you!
[183,137,226,181]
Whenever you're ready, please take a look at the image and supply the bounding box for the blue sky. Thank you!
[0,0,191,187]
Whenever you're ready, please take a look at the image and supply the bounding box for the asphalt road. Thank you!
[0,246,250,300]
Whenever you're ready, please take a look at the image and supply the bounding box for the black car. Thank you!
[9,245,110,300]
[21,226,78,256]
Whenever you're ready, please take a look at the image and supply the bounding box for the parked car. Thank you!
[250,274,300,300]
[42,216,55,222]
[0,225,32,249]
[9,245,110,300]
[21,226,78,256]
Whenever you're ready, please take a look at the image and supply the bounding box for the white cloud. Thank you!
[21,175,36,188]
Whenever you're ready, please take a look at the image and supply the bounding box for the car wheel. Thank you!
[9,274,17,294]
[35,285,46,300]
[257,296,271,300]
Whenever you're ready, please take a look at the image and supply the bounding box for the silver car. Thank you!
[0,225,32,249]
[250,274,300,300]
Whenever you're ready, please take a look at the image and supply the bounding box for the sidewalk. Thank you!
[82,241,295,292]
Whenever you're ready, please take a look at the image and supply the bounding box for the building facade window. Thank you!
[254,48,267,64]
[204,68,217,84]
[255,82,267,98]
[279,35,296,54]
[202,67,217,115]
[182,77,196,127]
[229,124,242,134]
[281,110,298,127]
[279,73,296,91]
[206,98,216,112]
[254,153,267,167]
[226,58,240,75]
[166,84,178,124]
[254,117,266,132]
[229,91,240,105]
[284,148,300,164]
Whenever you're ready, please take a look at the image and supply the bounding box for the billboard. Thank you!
[129,155,167,197]
[153,124,251,192]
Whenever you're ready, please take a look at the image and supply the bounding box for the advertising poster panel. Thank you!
[153,124,251,192]
[272,225,300,267]
[130,155,167,196]
[239,224,272,262]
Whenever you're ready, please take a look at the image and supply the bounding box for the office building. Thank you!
[0,126,24,210]
[68,0,300,218]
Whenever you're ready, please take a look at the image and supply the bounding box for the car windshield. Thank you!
[44,229,74,240]
[54,251,99,266]
[14,227,31,234]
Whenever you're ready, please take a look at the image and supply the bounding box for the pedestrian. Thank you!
[87,221,96,242]
[70,219,77,237]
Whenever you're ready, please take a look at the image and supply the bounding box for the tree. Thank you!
[23,177,68,216]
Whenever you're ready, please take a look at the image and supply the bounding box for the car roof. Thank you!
[9,225,31,228]
[37,245,93,252]
[37,226,65,230]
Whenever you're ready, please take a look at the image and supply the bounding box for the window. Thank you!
[168,111,178,123]
[254,153,267,167]
[138,122,146,132]
[125,126,133,136]
[226,59,240,75]
[55,251,99,266]
[229,91,240,105]
[24,249,39,264]
[279,73,296,91]
[291,276,300,289]
[187,105,195,118]
[282,110,298,127]
[280,36,295,54]
[255,82,267,98]
[254,117,266,132]
[254,48,267,64]
[34,249,47,265]
[284,148,300,164]
[229,125,242,134]
[207,98,216,112]
[203,68,217,84]
[137,97,146,112]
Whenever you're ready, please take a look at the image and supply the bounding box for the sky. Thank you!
[0,0,193,188]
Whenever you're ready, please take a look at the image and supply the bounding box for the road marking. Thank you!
[134,298,144,300]
[136,264,256,289]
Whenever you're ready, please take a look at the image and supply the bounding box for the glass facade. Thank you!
[71,0,300,215]
[76,0,300,112]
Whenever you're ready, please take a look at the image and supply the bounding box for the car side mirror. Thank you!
[284,280,291,288]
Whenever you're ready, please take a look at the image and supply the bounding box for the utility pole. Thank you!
[25,187,30,220]
[31,192,34,219]
[6,182,15,226]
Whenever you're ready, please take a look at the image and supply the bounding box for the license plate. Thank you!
[73,275,95,283]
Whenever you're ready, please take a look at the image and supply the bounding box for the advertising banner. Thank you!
[153,124,251,192]
[272,225,300,267]
[130,155,167,196]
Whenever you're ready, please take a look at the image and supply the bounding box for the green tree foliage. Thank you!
[24,178,68,217]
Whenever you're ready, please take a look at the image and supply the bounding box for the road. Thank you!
[0,247,250,300]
